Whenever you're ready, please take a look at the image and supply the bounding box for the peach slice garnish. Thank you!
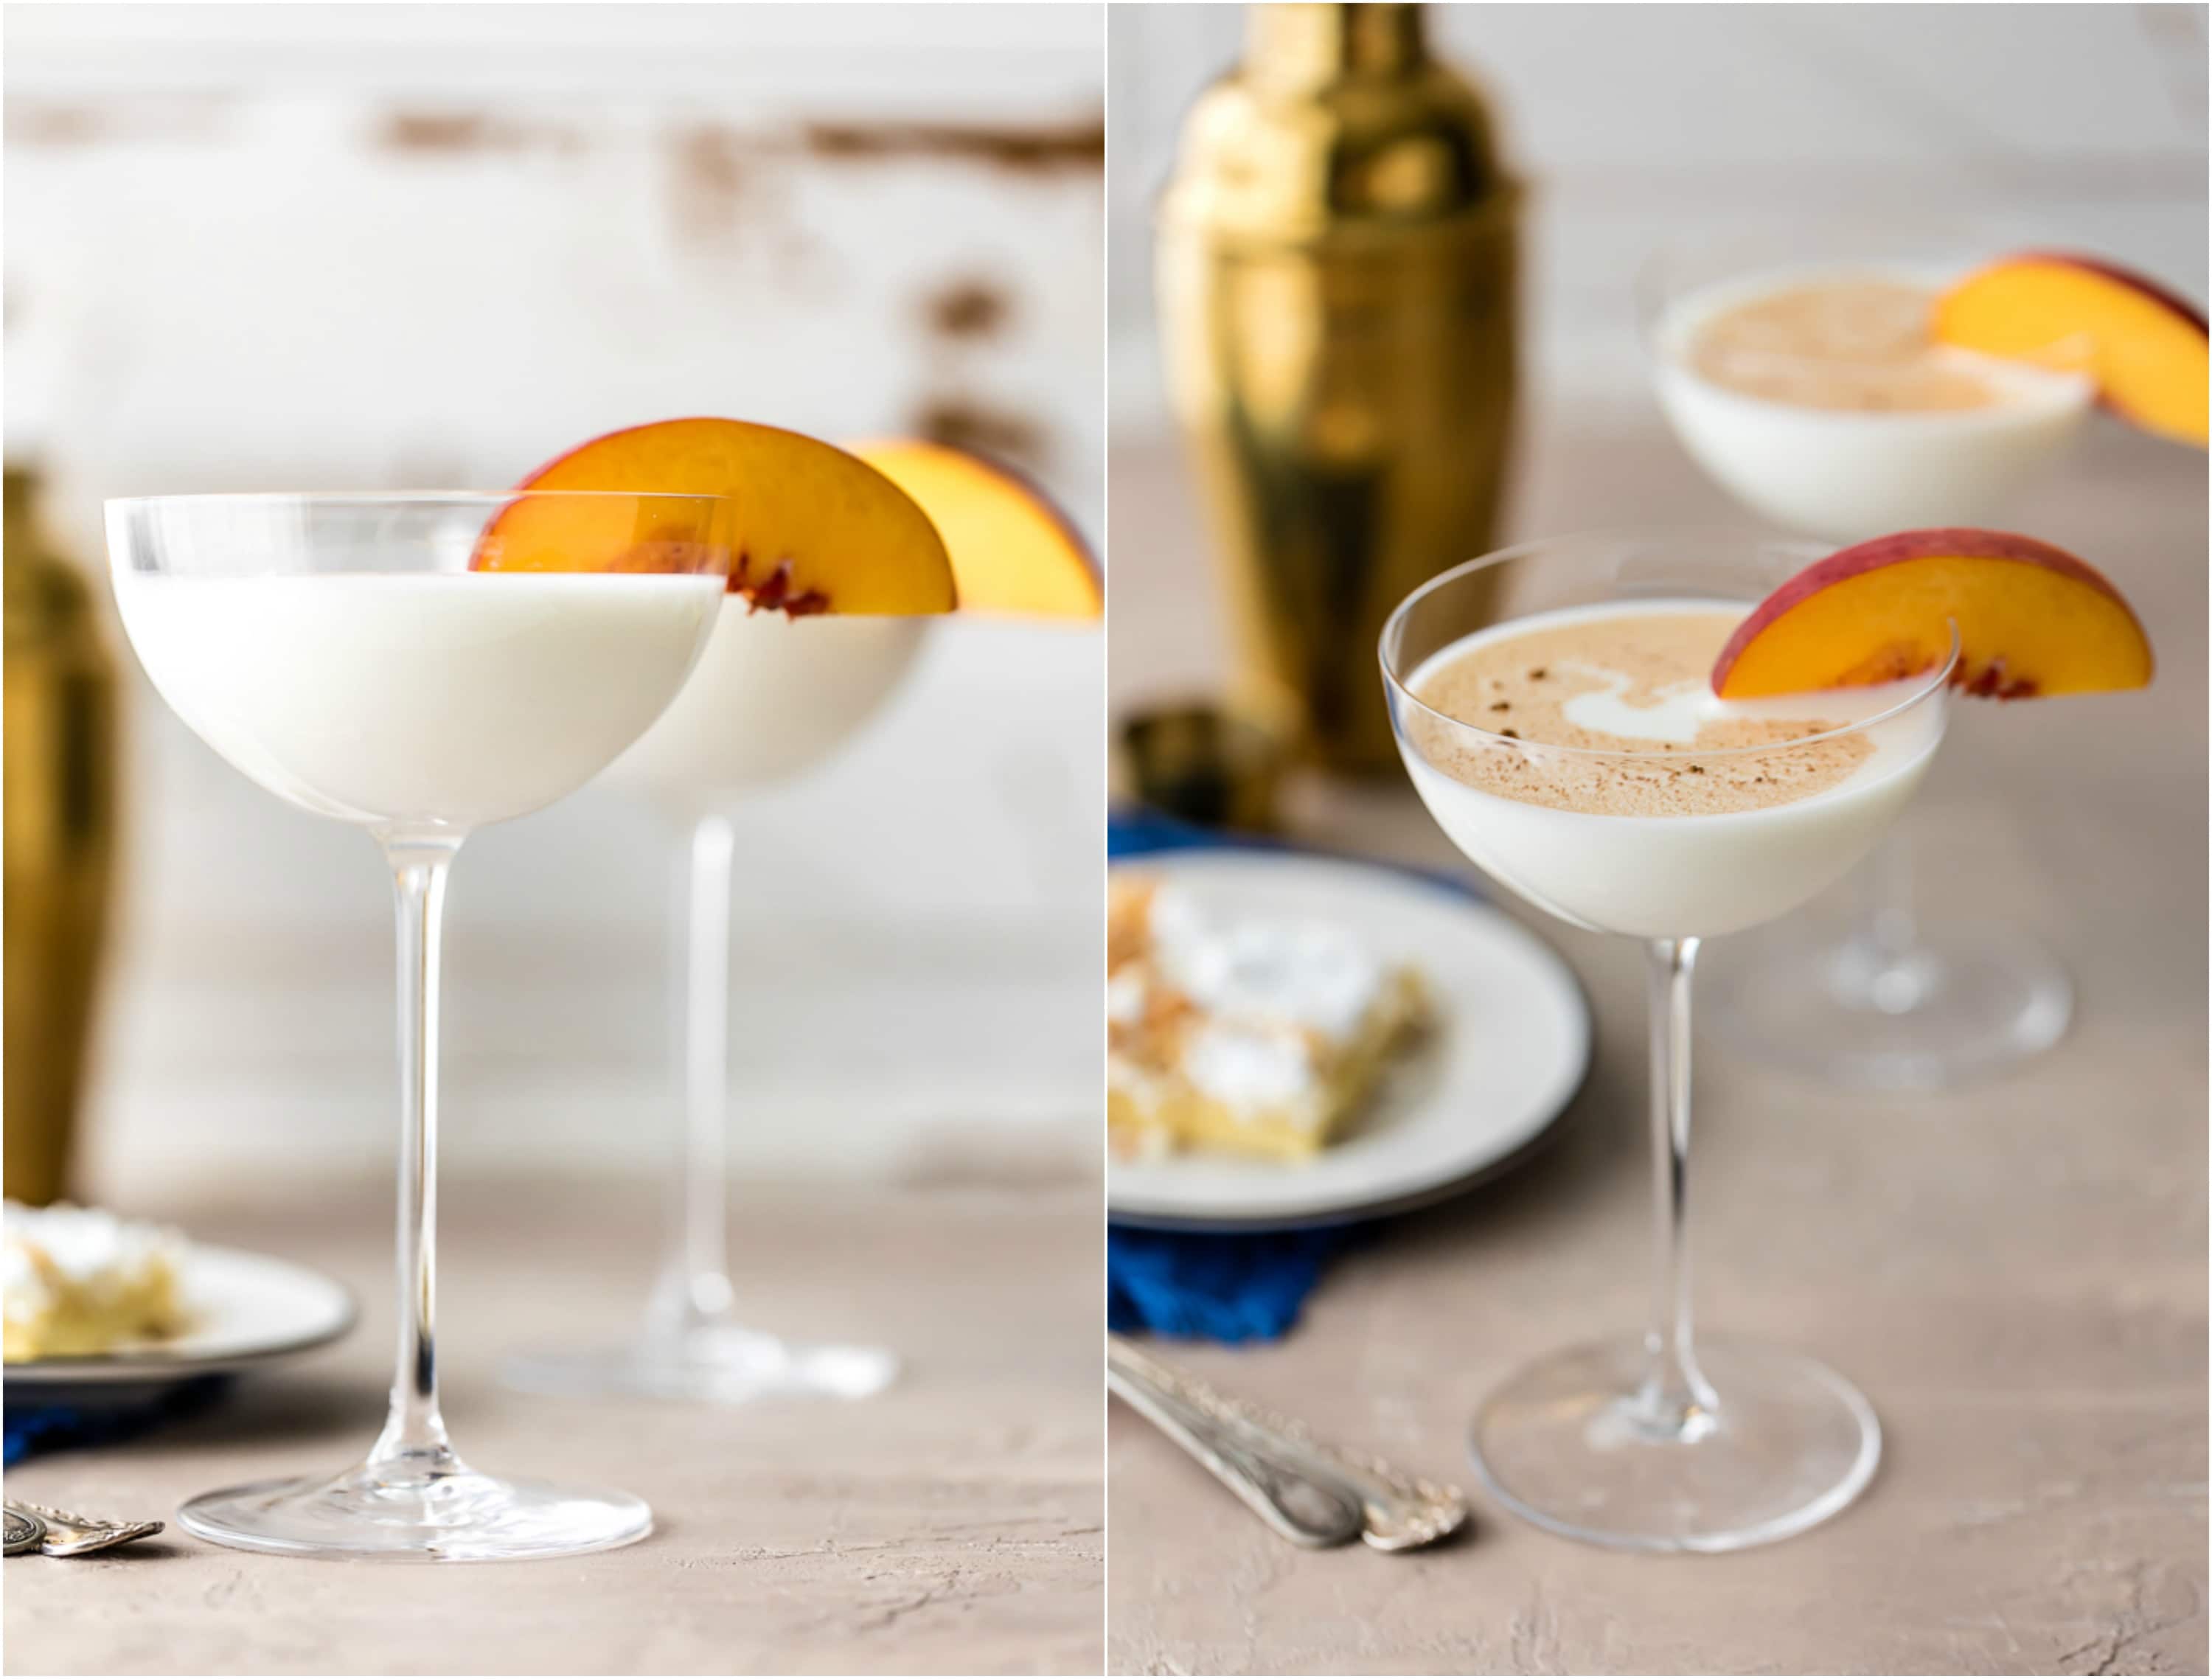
[468,492,728,580]
[1711,528,2153,701]
[476,417,956,615]
[1933,255,2208,448]
[846,439,1102,619]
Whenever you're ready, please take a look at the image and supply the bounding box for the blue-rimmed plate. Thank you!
[6,1244,356,1408]
[1107,849,1591,1231]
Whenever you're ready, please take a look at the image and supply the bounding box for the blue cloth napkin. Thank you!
[1108,807,1470,1342]
[1107,1223,1366,1343]
[4,1376,232,1466]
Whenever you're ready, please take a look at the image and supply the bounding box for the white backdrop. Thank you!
[6,4,1106,1190]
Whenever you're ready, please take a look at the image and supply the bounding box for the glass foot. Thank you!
[504,1324,897,1405]
[177,1459,652,1561]
[1705,917,2070,1091]
[1471,1337,1879,1554]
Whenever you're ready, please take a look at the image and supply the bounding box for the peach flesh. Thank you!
[1933,254,2208,448]
[846,439,1102,619]
[1712,528,2153,701]
[480,417,956,616]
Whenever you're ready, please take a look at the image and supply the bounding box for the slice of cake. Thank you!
[1107,875,1427,1162]
[3,1201,189,1360]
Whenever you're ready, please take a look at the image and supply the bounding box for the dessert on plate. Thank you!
[3,1200,189,1360]
[1107,875,1427,1162]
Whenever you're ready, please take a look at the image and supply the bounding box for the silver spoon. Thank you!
[4,1507,44,1556]
[1109,1336,1469,1552]
[7,1501,164,1557]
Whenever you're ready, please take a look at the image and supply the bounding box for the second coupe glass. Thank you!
[505,611,930,1404]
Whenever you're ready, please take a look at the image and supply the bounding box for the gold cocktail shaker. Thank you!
[1158,2,1520,774]
[4,465,118,1206]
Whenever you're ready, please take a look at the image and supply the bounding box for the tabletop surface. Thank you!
[4,1176,1103,1676]
[1105,417,2208,1677]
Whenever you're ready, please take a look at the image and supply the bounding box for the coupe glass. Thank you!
[107,491,731,1560]
[1380,531,1955,1551]
[504,610,929,1403]
[1640,226,2091,1090]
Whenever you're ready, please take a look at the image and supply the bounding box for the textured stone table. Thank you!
[1106,420,2208,1675]
[4,1176,1102,1675]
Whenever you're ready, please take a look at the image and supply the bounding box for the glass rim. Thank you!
[1377,527,1962,766]
[103,489,733,512]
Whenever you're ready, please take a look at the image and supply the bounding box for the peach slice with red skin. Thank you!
[845,438,1102,619]
[476,417,956,615]
[1933,254,2208,448]
[1711,529,2153,701]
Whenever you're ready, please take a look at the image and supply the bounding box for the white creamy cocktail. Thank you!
[504,600,931,1406]
[1650,267,2093,542]
[490,420,973,1411]
[491,417,1102,1410]
[106,490,730,1562]
[1642,234,2101,1090]
[116,571,723,828]
[1381,532,1954,1554]
[599,605,928,810]
[1399,599,1943,939]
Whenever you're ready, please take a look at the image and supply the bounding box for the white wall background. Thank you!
[1110,3,2208,428]
[15,1,2208,1194]
[6,4,1106,1191]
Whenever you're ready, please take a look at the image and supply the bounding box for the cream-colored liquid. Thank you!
[1686,277,1998,412]
[597,600,928,813]
[1652,266,2096,541]
[114,571,723,830]
[1397,601,1943,936]
[1408,607,1870,818]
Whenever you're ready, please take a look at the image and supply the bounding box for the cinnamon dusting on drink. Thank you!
[1410,610,1875,817]
[1688,279,2000,413]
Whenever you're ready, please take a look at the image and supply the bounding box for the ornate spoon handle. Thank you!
[1109,1338,1363,1547]
[7,1501,164,1557]
[3,1508,45,1557]
[1108,1337,1468,1552]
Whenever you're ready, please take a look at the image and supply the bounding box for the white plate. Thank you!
[6,1244,357,1402]
[1107,849,1591,1231]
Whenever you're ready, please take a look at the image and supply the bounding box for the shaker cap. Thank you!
[1158,3,1511,244]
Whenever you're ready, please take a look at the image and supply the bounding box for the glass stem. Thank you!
[1641,936,1717,1439]
[1830,830,1939,1015]
[367,836,465,1480]
[1860,830,1919,964]
[653,812,737,1335]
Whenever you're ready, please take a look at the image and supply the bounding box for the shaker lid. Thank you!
[1158,3,1511,245]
